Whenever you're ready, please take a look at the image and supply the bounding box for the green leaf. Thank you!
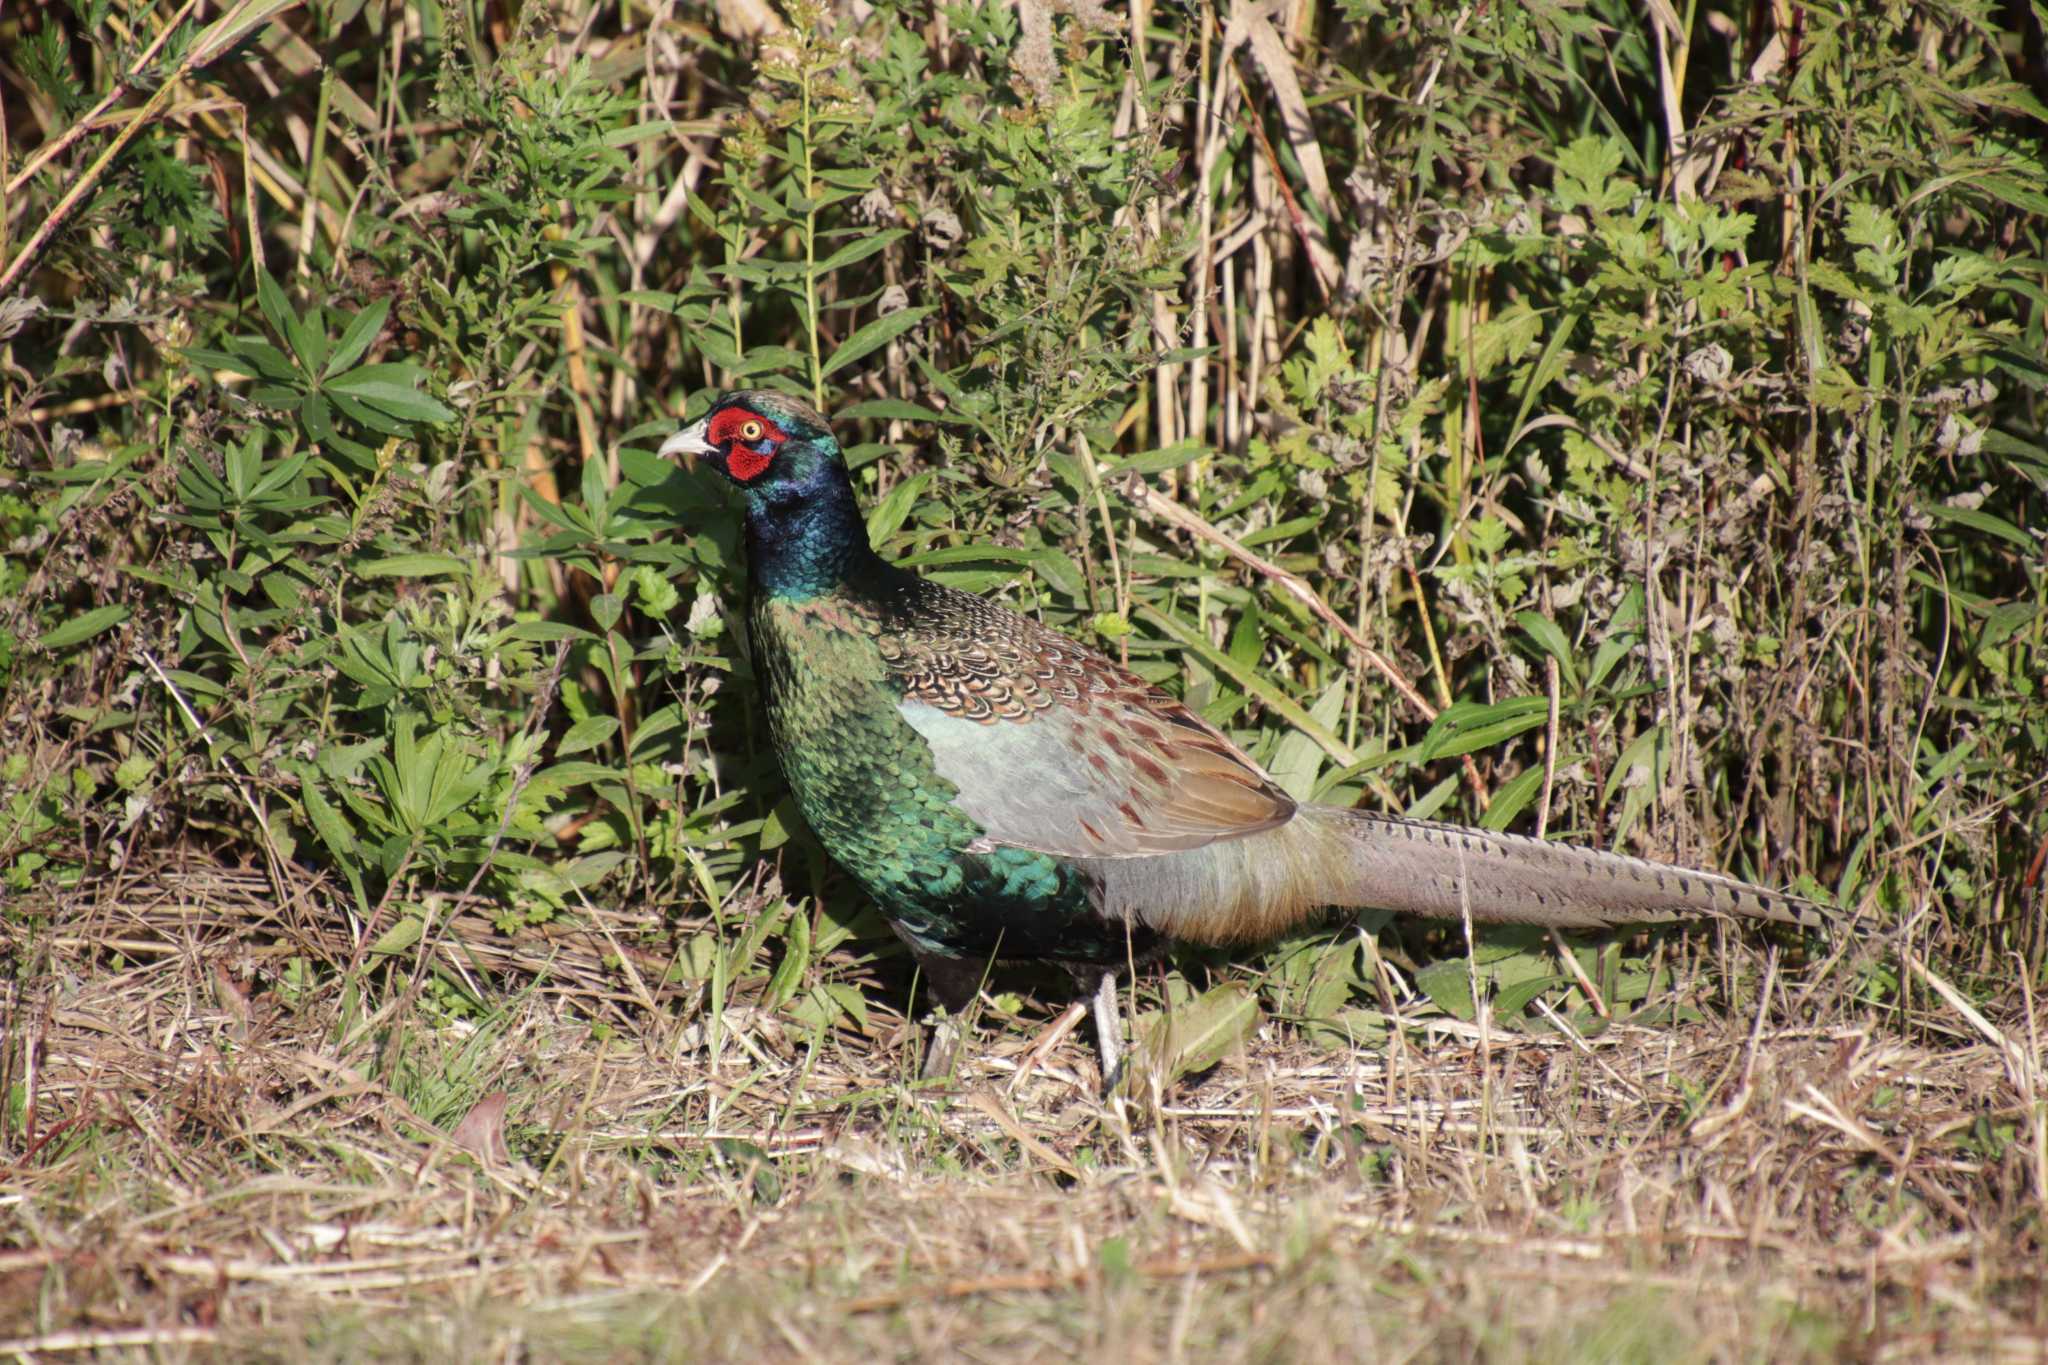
[898,543,1085,599]
[228,341,302,383]
[821,306,932,377]
[369,912,424,957]
[1413,959,1476,1021]
[1493,973,1567,1019]
[255,269,304,364]
[1416,697,1550,762]
[40,604,129,651]
[1553,134,1632,212]
[865,470,932,546]
[556,851,631,889]
[302,392,336,442]
[602,119,674,147]
[299,777,367,914]
[1505,307,1581,451]
[814,167,880,189]
[249,450,312,499]
[323,296,391,379]
[1404,773,1461,821]
[1465,301,1543,379]
[765,908,811,1008]
[1479,763,1546,832]
[325,363,455,423]
[1977,174,2048,215]
[1124,982,1259,1094]
[328,389,410,436]
[734,344,809,377]
[1106,442,1210,477]
[1268,676,1349,801]
[502,620,598,644]
[1514,610,1579,692]
[557,716,620,757]
[815,227,907,275]
[158,668,228,702]
[1603,724,1669,844]
[1919,501,2036,551]
[836,397,969,424]
[822,981,869,1032]
[181,346,263,378]
[354,554,470,578]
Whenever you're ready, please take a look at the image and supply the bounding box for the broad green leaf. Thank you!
[815,227,907,274]
[354,554,471,578]
[1124,981,1259,1095]
[299,778,367,914]
[1404,773,1461,821]
[530,851,630,892]
[764,908,811,1008]
[249,450,313,499]
[1269,676,1350,800]
[1494,973,1566,1019]
[628,705,685,759]
[1919,501,2035,550]
[40,605,129,651]
[325,364,455,423]
[822,981,869,1032]
[1300,1007,1391,1050]
[369,912,424,957]
[501,620,598,644]
[327,388,411,435]
[225,341,300,383]
[323,296,391,379]
[836,397,969,424]
[821,306,932,377]
[602,119,674,147]
[1416,697,1550,761]
[1603,724,1669,844]
[1514,610,1580,692]
[1413,959,1476,1021]
[865,470,932,546]
[1106,441,1210,477]
[1976,174,2048,215]
[181,346,264,380]
[255,270,302,361]
[814,167,880,189]
[557,715,620,757]
[1479,763,1546,832]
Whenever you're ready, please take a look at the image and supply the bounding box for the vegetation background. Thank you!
[2,0,2045,1357]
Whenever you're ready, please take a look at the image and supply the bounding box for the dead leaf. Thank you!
[449,1091,512,1166]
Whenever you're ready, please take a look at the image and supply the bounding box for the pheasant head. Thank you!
[661,389,870,598]
[660,389,839,495]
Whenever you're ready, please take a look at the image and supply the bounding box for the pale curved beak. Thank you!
[659,416,713,472]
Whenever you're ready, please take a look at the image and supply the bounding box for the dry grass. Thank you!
[4,860,2044,1362]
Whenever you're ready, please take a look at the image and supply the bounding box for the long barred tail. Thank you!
[1312,806,1830,932]
[1092,802,1830,946]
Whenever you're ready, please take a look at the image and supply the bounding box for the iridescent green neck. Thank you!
[742,451,877,601]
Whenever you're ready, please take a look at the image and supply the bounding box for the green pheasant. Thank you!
[662,390,1824,1072]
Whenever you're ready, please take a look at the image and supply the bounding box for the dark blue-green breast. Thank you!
[750,588,1141,966]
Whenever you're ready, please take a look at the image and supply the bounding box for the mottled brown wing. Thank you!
[879,583,1295,859]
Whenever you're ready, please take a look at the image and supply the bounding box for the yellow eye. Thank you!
[738,419,764,441]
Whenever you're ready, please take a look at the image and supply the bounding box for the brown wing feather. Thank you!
[879,583,1295,858]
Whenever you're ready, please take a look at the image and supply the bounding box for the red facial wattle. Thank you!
[706,407,787,484]
[727,444,773,482]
